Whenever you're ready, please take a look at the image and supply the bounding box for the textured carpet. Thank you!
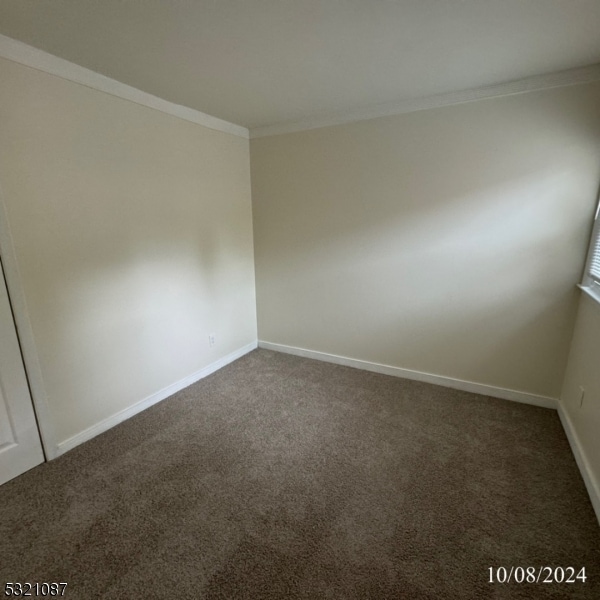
[1,349,598,599]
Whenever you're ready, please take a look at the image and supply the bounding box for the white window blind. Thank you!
[582,197,600,301]
[589,231,600,282]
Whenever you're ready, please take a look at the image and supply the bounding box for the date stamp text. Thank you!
[488,567,586,584]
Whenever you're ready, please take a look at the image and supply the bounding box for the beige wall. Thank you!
[251,82,600,398]
[560,292,600,514]
[0,57,257,447]
[2,50,599,461]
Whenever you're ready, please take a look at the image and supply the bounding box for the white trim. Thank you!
[0,34,249,139]
[0,184,58,459]
[578,283,600,307]
[2,33,597,142]
[557,403,600,526]
[258,341,557,409]
[251,64,600,138]
[56,341,257,456]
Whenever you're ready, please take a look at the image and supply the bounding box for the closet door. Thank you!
[0,258,44,485]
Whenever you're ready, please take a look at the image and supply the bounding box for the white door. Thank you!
[0,257,44,485]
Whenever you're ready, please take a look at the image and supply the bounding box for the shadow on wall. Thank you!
[252,89,600,397]
[0,55,257,446]
[263,171,585,395]
[32,222,254,435]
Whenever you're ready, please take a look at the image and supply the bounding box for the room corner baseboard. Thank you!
[259,341,599,527]
[557,404,600,526]
[56,341,258,456]
[258,341,558,409]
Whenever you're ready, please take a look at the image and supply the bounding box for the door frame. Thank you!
[0,183,58,459]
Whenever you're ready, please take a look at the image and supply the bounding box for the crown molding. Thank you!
[251,63,600,139]
[0,34,249,139]
[2,32,598,142]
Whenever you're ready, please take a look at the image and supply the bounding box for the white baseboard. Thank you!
[258,341,558,409]
[557,404,600,526]
[56,341,257,455]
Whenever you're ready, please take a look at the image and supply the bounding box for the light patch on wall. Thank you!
[252,79,600,398]
[279,172,574,375]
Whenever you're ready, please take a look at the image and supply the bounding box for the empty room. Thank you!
[0,1,599,598]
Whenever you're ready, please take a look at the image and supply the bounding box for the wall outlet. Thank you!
[208,333,216,347]
[579,386,585,408]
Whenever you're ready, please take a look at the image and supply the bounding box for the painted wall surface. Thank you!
[560,292,600,510]
[251,82,600,398]
[0,57,257,446]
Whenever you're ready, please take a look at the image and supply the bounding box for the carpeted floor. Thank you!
[1,349,598,599]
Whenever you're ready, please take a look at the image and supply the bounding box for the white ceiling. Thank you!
[1,0,599,131]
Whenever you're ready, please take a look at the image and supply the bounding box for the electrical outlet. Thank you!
[208,333,216,347]
[579,386,585,408]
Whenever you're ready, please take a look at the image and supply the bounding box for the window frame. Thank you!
[580,195,600,304]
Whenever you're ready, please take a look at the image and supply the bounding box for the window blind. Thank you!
[589,230,600,281]
[584,198,600,289]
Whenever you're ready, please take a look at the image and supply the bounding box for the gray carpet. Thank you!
[1,349,598,599]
